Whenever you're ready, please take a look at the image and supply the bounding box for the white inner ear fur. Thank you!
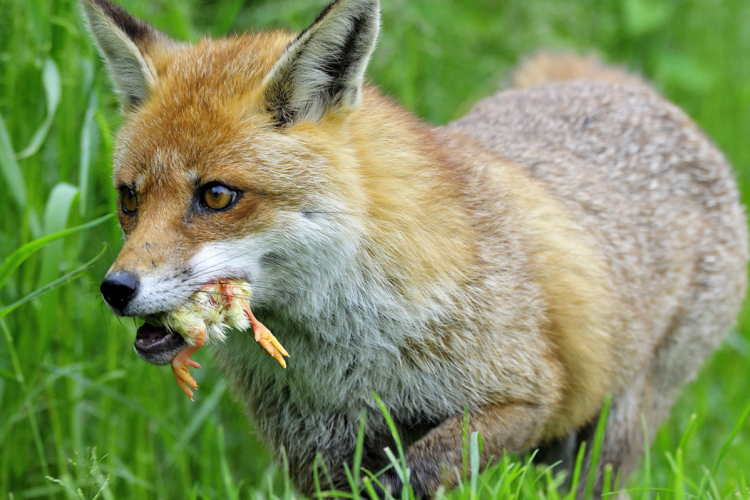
[83,4,155,108]
[264,0,380,123]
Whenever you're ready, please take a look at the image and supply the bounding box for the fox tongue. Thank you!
[134,323,186,366]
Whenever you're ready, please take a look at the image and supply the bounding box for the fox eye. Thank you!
[119,186,138,215]
[200,182,240,211]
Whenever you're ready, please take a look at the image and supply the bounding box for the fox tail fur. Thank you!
[511,52,646,89]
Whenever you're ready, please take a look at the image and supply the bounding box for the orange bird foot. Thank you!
[171,331,205,400]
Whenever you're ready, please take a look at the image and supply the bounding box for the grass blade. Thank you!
[0,319,52,497]
[641,416,651,500]
[461,406,469,483]
[217,425,241,500]
[0,113,26,211]
[568,441,587,499]
[373,393,406,469]
[174,379,228,452]
[0,214,114,290]
[676,414,697,454]
[352,410,367,493]
[37,182,79,288]
[79,89,99,217]
[711,397,750,477]
[602,464,613,498]
[585,396,612,500]
[0,244,108,320]
[469,431,482,500]
[15,59,61,160]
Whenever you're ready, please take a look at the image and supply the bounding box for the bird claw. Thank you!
[170,332,205,400]
[256,325,290,368]
[237,297,290,368]
[172,357,199,400]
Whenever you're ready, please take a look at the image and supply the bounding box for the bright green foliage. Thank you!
[0,0,749,498]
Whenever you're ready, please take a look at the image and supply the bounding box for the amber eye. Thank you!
[200,183,239,211]
[119,186,138,215]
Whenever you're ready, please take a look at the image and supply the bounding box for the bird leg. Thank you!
[171,329,205,400]
[240,297,289,368]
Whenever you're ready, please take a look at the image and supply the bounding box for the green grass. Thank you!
[1,0,749,498]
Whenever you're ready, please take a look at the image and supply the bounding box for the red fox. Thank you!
[84,0,748,496]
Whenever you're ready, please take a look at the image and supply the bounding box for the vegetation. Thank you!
[1,0,748,497]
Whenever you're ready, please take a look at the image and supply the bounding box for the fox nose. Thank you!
[101,271,140,313]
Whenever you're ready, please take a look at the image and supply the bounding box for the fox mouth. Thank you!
[134,322,186,366]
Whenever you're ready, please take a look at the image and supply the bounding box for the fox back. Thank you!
[85,0,748,496]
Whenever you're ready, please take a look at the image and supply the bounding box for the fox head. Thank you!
[85,0,380,322]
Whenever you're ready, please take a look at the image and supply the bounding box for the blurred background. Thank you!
[0,0,749,497]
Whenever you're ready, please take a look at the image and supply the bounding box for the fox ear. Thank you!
[81,0,168,110]
[262,0,380,125]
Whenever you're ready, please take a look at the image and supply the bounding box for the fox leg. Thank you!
[376,403,547,499]
[170,330,204,400]
[580,257,744,499]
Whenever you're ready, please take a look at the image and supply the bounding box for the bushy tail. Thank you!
[511,52,646,89]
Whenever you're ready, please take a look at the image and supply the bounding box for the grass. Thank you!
[1,0,749,498]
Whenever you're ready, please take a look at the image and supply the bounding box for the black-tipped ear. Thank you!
[262,0,380,125]
[81,0,169,110]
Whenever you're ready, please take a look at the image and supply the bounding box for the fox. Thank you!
[84,0,748,497]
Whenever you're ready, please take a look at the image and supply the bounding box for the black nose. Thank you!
[101,271,140,313]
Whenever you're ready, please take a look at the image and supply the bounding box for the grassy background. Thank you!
[1,0,749,497]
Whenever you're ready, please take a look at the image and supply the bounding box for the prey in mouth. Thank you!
[134,279,289,400]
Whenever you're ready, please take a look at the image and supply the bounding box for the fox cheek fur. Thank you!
[84,0,748,497]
